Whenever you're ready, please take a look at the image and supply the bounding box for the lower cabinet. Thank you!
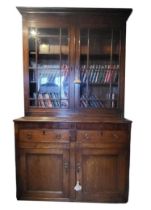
[14,120,131,202]
[16,148,70,200]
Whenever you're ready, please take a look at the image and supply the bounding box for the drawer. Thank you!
[77,130,129,143]
[18,129,70,142]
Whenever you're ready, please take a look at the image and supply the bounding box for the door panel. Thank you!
[28,27,70,109]
[83,155,118,192]
[76,148,129,202]
[26,22,76,115]
[17,148,70,200]
[75,27,121,111]
[26,153,63,191]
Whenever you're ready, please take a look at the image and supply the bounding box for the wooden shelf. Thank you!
[29,51,36,54]
[39,45,69,54]
[80,46,119,55]
[37,34,68,38]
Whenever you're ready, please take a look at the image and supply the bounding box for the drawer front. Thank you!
[77,130,129,143]
[19,129,70,142]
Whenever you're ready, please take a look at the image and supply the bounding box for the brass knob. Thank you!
[27,133,32,140]
[112,133,119,139]
[56,134,61,139]
[84,133,89,140]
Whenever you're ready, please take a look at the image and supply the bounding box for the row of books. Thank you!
[30,64,69,84]
[32,92,68,108]
[80,95,104,108]
[80,64,119,84]
[30,92,117,108]
[80,93,118,108]
[30,62,69,70]
[30,63,61,69]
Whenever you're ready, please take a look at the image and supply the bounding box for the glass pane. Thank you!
[38,28,60,36]
[28,27,69,108]
[89,29,111,60]
[61,64,69,100]
[79,28,120,109]
[29,28,36,68]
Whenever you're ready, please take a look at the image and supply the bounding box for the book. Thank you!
[80,94,104,108]
[38,93,45,108]
[43,93,53,108]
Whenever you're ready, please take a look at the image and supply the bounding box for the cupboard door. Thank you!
[16,148,70,200]
[75,28,121,110]
[75,148,129,202]
[27,26,74,112]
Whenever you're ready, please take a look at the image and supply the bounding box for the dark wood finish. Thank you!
[19,129,70,142]
[16,147,70,200]
[17,7,132,116]
[15,119,131,202]
[14,7,132,203]
[76,147,129,202]
[77,130,129,143]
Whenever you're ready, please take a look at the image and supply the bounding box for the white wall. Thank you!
[0,0,150,209]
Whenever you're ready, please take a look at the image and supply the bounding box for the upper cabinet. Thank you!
[18,7,132,116]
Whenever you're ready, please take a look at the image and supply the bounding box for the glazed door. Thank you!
[17,148,70,200]
[75,27,122,111]
[75,147,129,202]
[26,22,75,114]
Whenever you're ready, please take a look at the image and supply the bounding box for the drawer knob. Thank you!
[84,133,89,140]
[56,134,61,139]
[27,133,32,140]
[112,133,119,139]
